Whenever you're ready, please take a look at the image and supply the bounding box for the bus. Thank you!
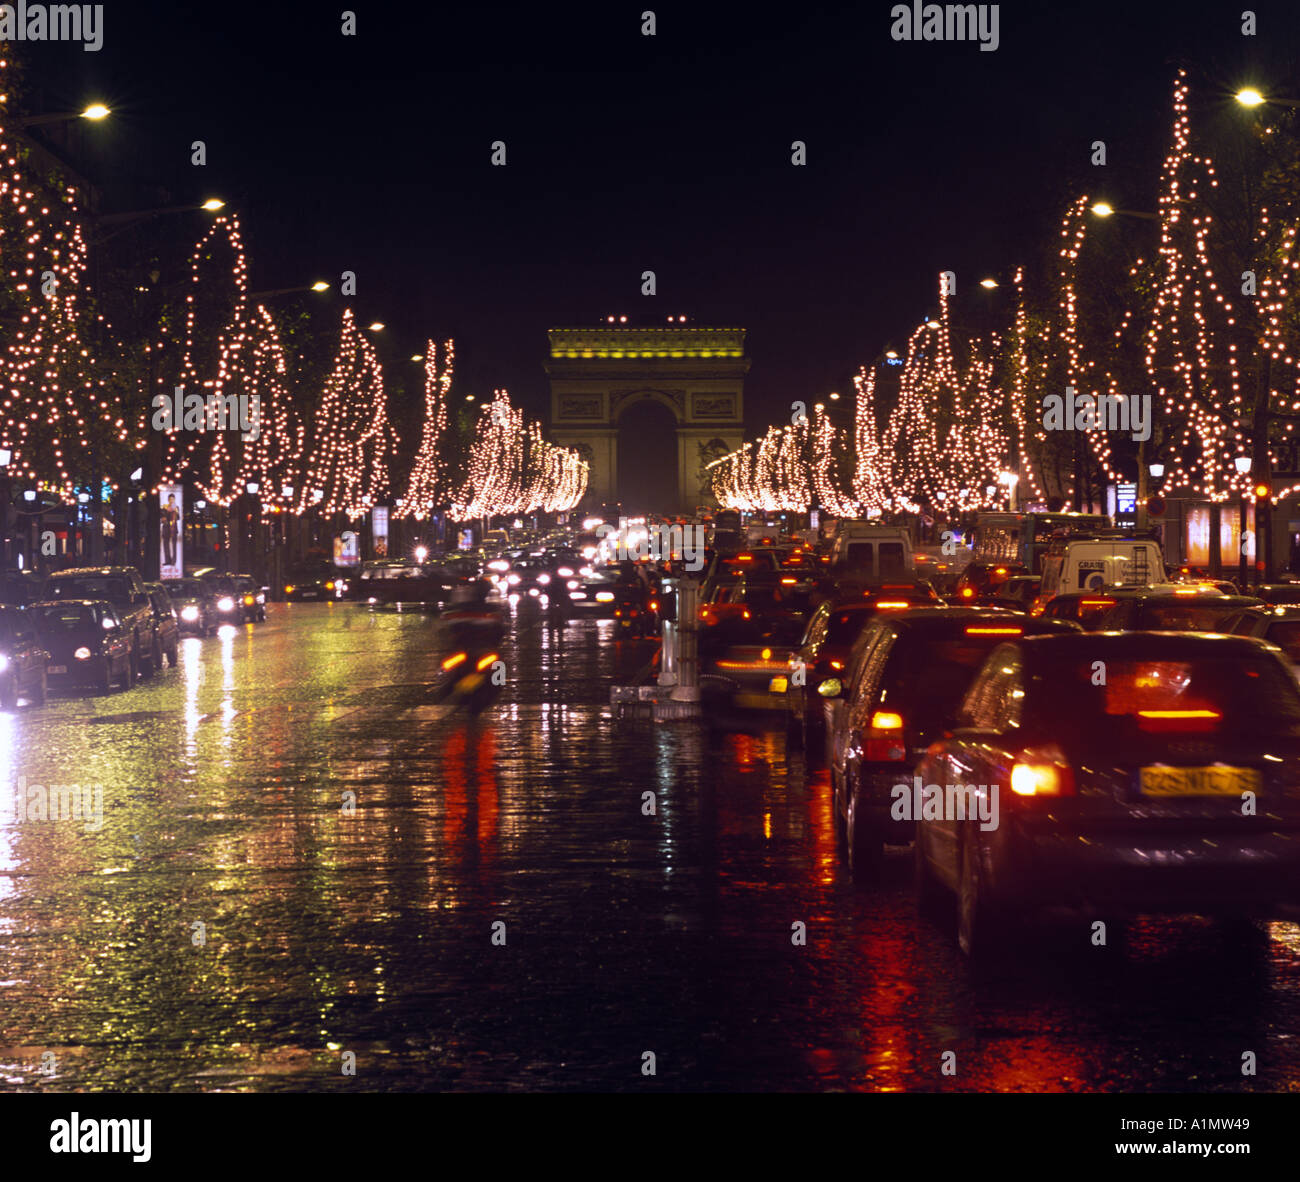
[972,511,1111,575]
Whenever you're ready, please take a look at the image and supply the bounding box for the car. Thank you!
[1095,585,1263,632]
[162,577,219,636]
[0,572,45,607]
[1251,583,1300,607]
[912,631,1300,958]
[1032,590,1121,630]
[979,574,1041,612]
[781,585,942,751]
[1217,605,1300,681]
[41,566,160,677]
[0,604,49,708]
[29,599,135,694]
[201,572,265,623]
[351,560,447,606]
[823,607,1082,883]
[829,524,915,581]
[953,560,1027,603]
[143,583,181,667]
[283,562,336,601]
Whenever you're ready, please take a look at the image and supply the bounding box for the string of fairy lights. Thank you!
[450,389,587,521]
[0,43,581,529]
[715,69,1300,520]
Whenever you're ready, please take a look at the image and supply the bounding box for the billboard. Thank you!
[159,484,183,580]
[334,531,360,567]
[372,506,389,558]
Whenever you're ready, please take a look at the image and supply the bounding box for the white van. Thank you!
[830,524,914,580]
[1039,537,1165,601]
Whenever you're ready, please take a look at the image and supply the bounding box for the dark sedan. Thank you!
[163,577,219,637]
[823,607,1081,882]
[30,599,134,693]
[0,604,48,708]
[913,631,1300,958]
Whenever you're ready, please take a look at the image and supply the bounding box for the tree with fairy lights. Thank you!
[398,338,454,520]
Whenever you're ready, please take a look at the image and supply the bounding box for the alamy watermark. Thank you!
[1042,386,1151,442]
[890,3,999,52]
[596,517,706,571]
[0,3,103,51]
[2,777,104,832]
[152,386,261,442]
[891,775,1000,831]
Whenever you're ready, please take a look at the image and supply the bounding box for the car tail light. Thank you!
[829,658,844,670]
[1137,708,1221,733]
[874,600,911,609]
[965,626,1022,635]
[475,653,498,672]
[960,587,975,599]
[1010,745,1075,796]
[442,652,467,671]
[864,710,906,761]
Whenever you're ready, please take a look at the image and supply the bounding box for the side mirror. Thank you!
[817,677,843,698]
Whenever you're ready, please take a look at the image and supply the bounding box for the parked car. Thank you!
[41,566,160,677]
[0,604,48,708]
[913,631,1300,958]
[162,577,219,637]
[823,607,1082,882]
[29,599,135,693]
[143,583,181,667]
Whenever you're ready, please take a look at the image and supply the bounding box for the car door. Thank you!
[826,625,887,790]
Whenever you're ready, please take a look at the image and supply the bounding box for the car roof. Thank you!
[1018,630,1276,656]
[46,566,137,577]
[31,597,110,608]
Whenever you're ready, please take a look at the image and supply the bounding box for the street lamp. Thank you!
[980,278,999,289]
[1148,463,1165,479]
[1236,88,1300,110]
[998,470,1019,511]
[15,103,111,128]
[248,280,330,300]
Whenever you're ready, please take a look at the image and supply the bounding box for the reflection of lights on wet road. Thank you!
[0,711,17,902]
[219,629,237,749]
[182,638,204,758]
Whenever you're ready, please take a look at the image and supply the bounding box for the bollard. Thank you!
[658,618,678,687]
[670,577,700,704]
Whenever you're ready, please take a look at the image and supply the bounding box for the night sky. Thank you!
[16,1,1300,432]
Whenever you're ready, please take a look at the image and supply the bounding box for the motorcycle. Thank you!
[436,647,502,713]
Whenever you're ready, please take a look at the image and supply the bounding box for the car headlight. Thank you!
[181,605,200,622]
[74,646,92,660]
[567,580,580,590]
[285,585,296,594]
[243,595,255,606]
[596,591,615,602]
[217,596,235,612]
[537,573,551,585]
[0,654,8,671]
[507,574,521,585]
[557,567,574,578]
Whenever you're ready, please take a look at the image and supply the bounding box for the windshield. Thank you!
[34,603,106,631]
[1136,600,1238,632]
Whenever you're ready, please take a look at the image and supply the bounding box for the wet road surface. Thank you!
[1,602,1298,1091]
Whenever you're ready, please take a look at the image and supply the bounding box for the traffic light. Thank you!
[1254,481,1271,500]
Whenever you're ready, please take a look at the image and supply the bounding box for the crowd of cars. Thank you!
[668,519,1300,959]
[0,565,273,702]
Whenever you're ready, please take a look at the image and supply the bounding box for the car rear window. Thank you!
[1136,601,1238,632]
[1026,654,1300,737]
[827,610,872,646]
[875,627,1022,720]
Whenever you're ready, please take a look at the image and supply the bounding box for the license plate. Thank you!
[1140,766,1260,796]
[459,673,486,692]
[48,665,67,674]
[735,691,782,710]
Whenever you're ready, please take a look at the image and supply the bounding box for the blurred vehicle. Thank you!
[352,559,447,606]
[143,583,181,667]
[823,607,1082,882]
[971,510,1110,575]
[1033,591,1119,631]
[162,577,219,636]
[42,566,160,677]
[830,524,914,582]
[1217,604,1300,681]
[437,583,505,713]
[0,604,48,708]
[913,632,1300,957]
[30,598,135,694]
[283,561,337,601]
[780,584,941,749]
[979,574,1041,612]
[1095,585,1262,632]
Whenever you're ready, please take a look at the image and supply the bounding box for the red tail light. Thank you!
[1010,744,1075,796]
[1137,708,1221,734]
[864,710,906,761]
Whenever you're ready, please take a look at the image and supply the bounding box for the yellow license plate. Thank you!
[1140,766,1260,796]
[735,692,781,710]
[459,673,486,693]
